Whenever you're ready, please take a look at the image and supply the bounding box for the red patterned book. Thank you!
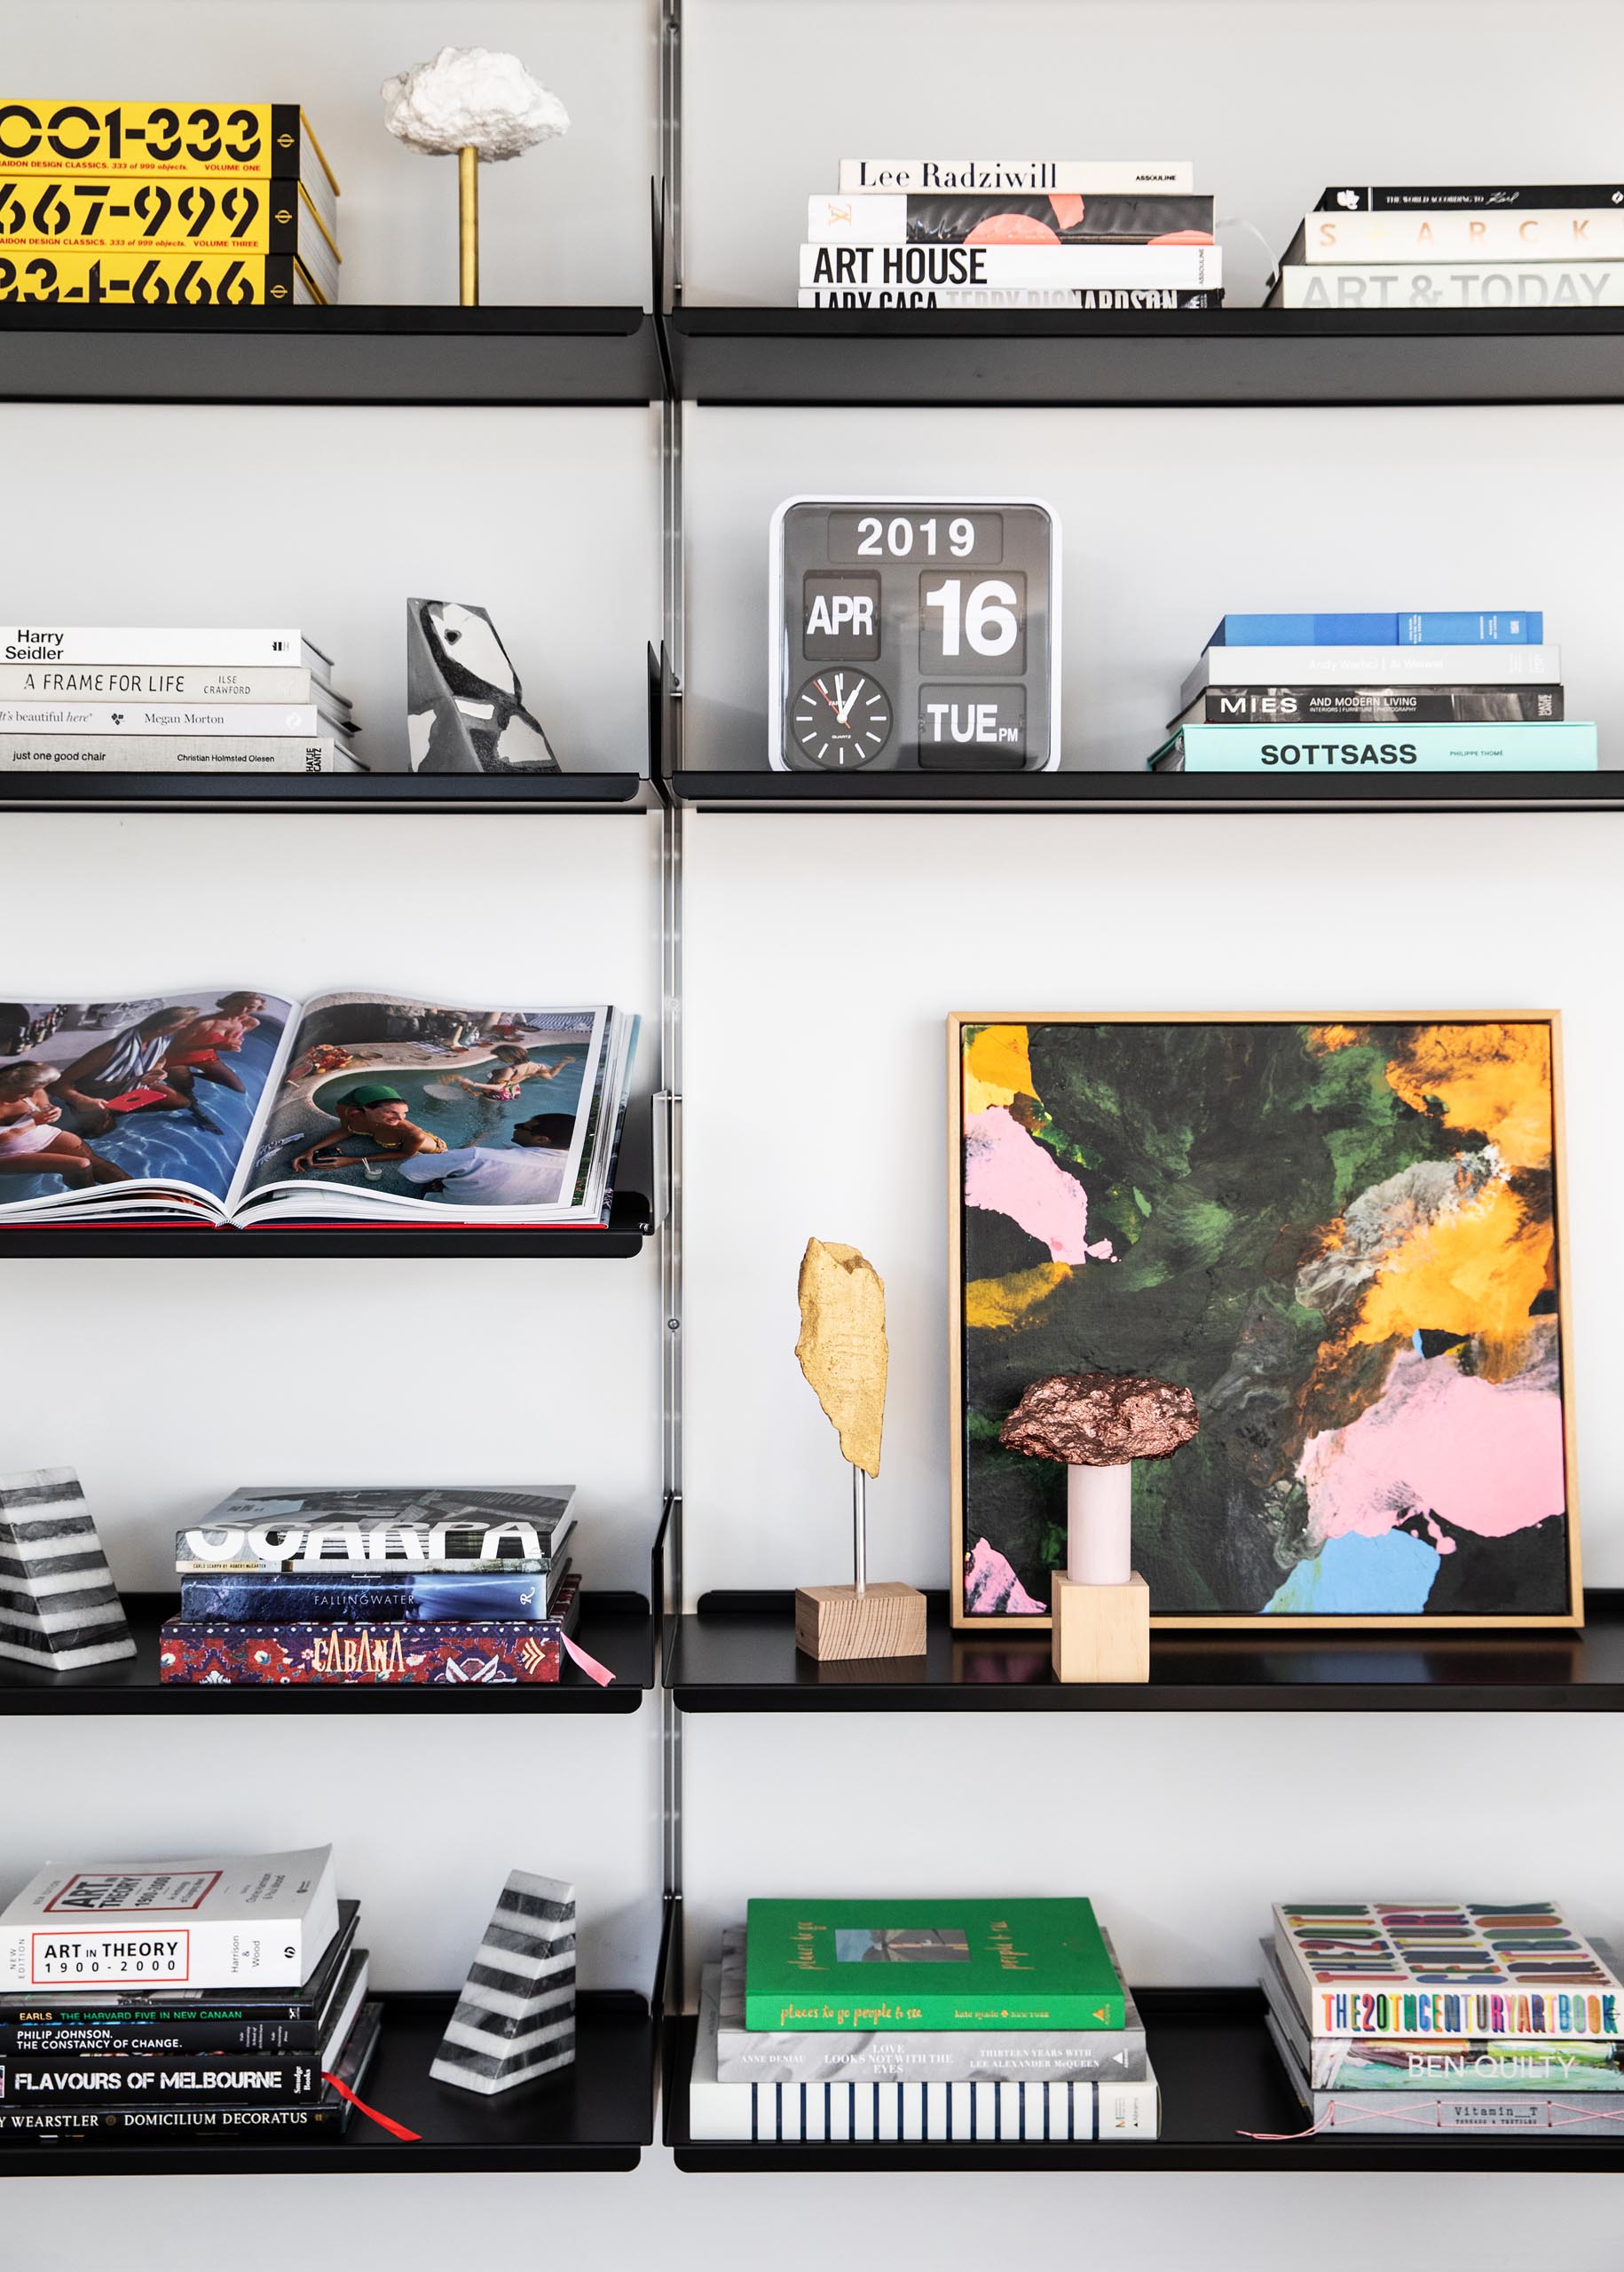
[160,1576,580,1686]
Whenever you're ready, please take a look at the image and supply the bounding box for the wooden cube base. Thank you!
[795,1582,927,1662]
[1051,1571,1149,1684]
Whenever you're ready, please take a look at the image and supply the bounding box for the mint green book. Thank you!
[744,1898,1124,2031]
[1148,721,1598,773]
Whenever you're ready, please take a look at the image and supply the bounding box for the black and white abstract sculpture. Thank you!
[0,1467,135,1671]
[406,597,560,774]
[430,1870,576,2094]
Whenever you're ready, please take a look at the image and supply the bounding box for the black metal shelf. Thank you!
[0,1188,653,1259]
[664,304,1624,409]
[667,768,1620,815]
[0,1590,653,1714]
[0,305,663,407]
[667,1986,1624,2172]
[0,1989,652,2176]
[667,1589,1621,1713]
[0,771,647,814]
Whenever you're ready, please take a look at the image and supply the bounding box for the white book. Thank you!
[1275,262,1624,311]
[0,703,325,737]
[799,288,1218,311]
[1,1848,339,1992]
[800,242,1220,289]
[1293,209,1624,264]
[0,737,343,771]
[0,628,329,668]
[1182,644,1561,705]
[689,1968,1160,2143]
[0,664,335,703]
[838,161,1193,194]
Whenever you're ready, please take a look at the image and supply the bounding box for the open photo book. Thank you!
[0,992,639,1227]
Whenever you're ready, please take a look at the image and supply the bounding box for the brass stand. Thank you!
[459,146,479,305]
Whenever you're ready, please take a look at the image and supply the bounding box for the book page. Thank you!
[236,992,609,1216]
[0,990,292,1214]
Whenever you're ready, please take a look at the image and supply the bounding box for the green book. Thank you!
[743,1898,1124,2031]
[1148,720,1598,773]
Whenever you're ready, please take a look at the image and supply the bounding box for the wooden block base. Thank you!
[795,1582,927,1662]
[1051,1571,1150,1684]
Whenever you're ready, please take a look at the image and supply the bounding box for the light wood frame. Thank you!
[948,1011,1582,1633]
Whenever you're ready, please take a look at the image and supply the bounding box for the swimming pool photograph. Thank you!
[242,992,604,1207]
[0,992,291,1209]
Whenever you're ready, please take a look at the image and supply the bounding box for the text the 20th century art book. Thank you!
[744,1900,1123,2031]
[0,1848,339,1992]
[1274,1905,1624,2041]
[0,991,637,1228]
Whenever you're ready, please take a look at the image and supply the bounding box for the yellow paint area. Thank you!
[1351,1181,1552,1381]
[964,1260,1069,1330]
[1307,1023,1369,1053]
[963,1023,1035,1116]
[1386,1022,1553,1172]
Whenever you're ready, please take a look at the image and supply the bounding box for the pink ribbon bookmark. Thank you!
[562,1634,615,1687]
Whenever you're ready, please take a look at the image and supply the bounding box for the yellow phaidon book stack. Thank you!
[0,99,340,306]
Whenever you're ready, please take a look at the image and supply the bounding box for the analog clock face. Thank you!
[790,670,893,768]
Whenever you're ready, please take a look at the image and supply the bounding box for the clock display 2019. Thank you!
[769,495,1060,772]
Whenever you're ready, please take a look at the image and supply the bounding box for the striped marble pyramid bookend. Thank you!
[0,1467,135,1671]
[430,1870,576,2096]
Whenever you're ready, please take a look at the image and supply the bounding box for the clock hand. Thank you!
[814,678,845,720]
[835,677,865,725]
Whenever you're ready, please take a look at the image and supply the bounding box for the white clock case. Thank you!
[767,493,1063,773]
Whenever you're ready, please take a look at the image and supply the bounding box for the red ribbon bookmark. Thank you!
[322,2071,422,2142]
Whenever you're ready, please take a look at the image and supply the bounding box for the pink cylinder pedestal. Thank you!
[1066,1462,1132,1586]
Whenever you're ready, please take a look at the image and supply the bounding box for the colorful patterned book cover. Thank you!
[1274,1905,1624,2039]
[744,1899,1123,2031]
[159,1604,574,1686]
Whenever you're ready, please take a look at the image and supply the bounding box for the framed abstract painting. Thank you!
[950,1013,1580,1631]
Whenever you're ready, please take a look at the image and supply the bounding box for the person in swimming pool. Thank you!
[54,1006,222,1135]
[396,1111,575,1207]
[448,1045,569,1103]
[291,1081,450,1175]
[0,1061,130,1186]
[166,992,266,1100]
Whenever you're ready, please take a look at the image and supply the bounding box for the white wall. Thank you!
[5,0,1624,2263]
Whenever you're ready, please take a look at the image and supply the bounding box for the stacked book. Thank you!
[1264,1902,1624,2136]
[1268,185,1624,312]
[0,100,338,308]
[801,159,1220,312]
[0,1846,379,2144]
[160,1486,583,1687]
[0,626,360,773]
[690,1897,1158,2143]
[1150,609,1598,776]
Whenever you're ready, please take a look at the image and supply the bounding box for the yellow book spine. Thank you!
[0,248,323,305]
[0,102,338,193]
[0,176,337,262]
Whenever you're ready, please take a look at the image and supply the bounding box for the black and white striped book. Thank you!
[690,1968,1160,2142]
[430,1870,575,2095]
[0,1467,133,1670]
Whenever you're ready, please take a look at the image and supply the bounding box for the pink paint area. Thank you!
[964,1107,1108,1264]
[1298,1345,1565,1543]
[964,1537,1046,1615]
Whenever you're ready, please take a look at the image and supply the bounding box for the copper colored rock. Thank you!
[1000,1372,1198,1467]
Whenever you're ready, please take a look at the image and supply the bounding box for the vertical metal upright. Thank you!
[658,0,686,1993]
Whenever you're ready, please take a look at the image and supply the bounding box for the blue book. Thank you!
[1207,611,1542,649]
[1149,721,1597,773]
[177,1570,564,1622]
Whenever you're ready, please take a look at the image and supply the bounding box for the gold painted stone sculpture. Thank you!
[793,1238,925,1662]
